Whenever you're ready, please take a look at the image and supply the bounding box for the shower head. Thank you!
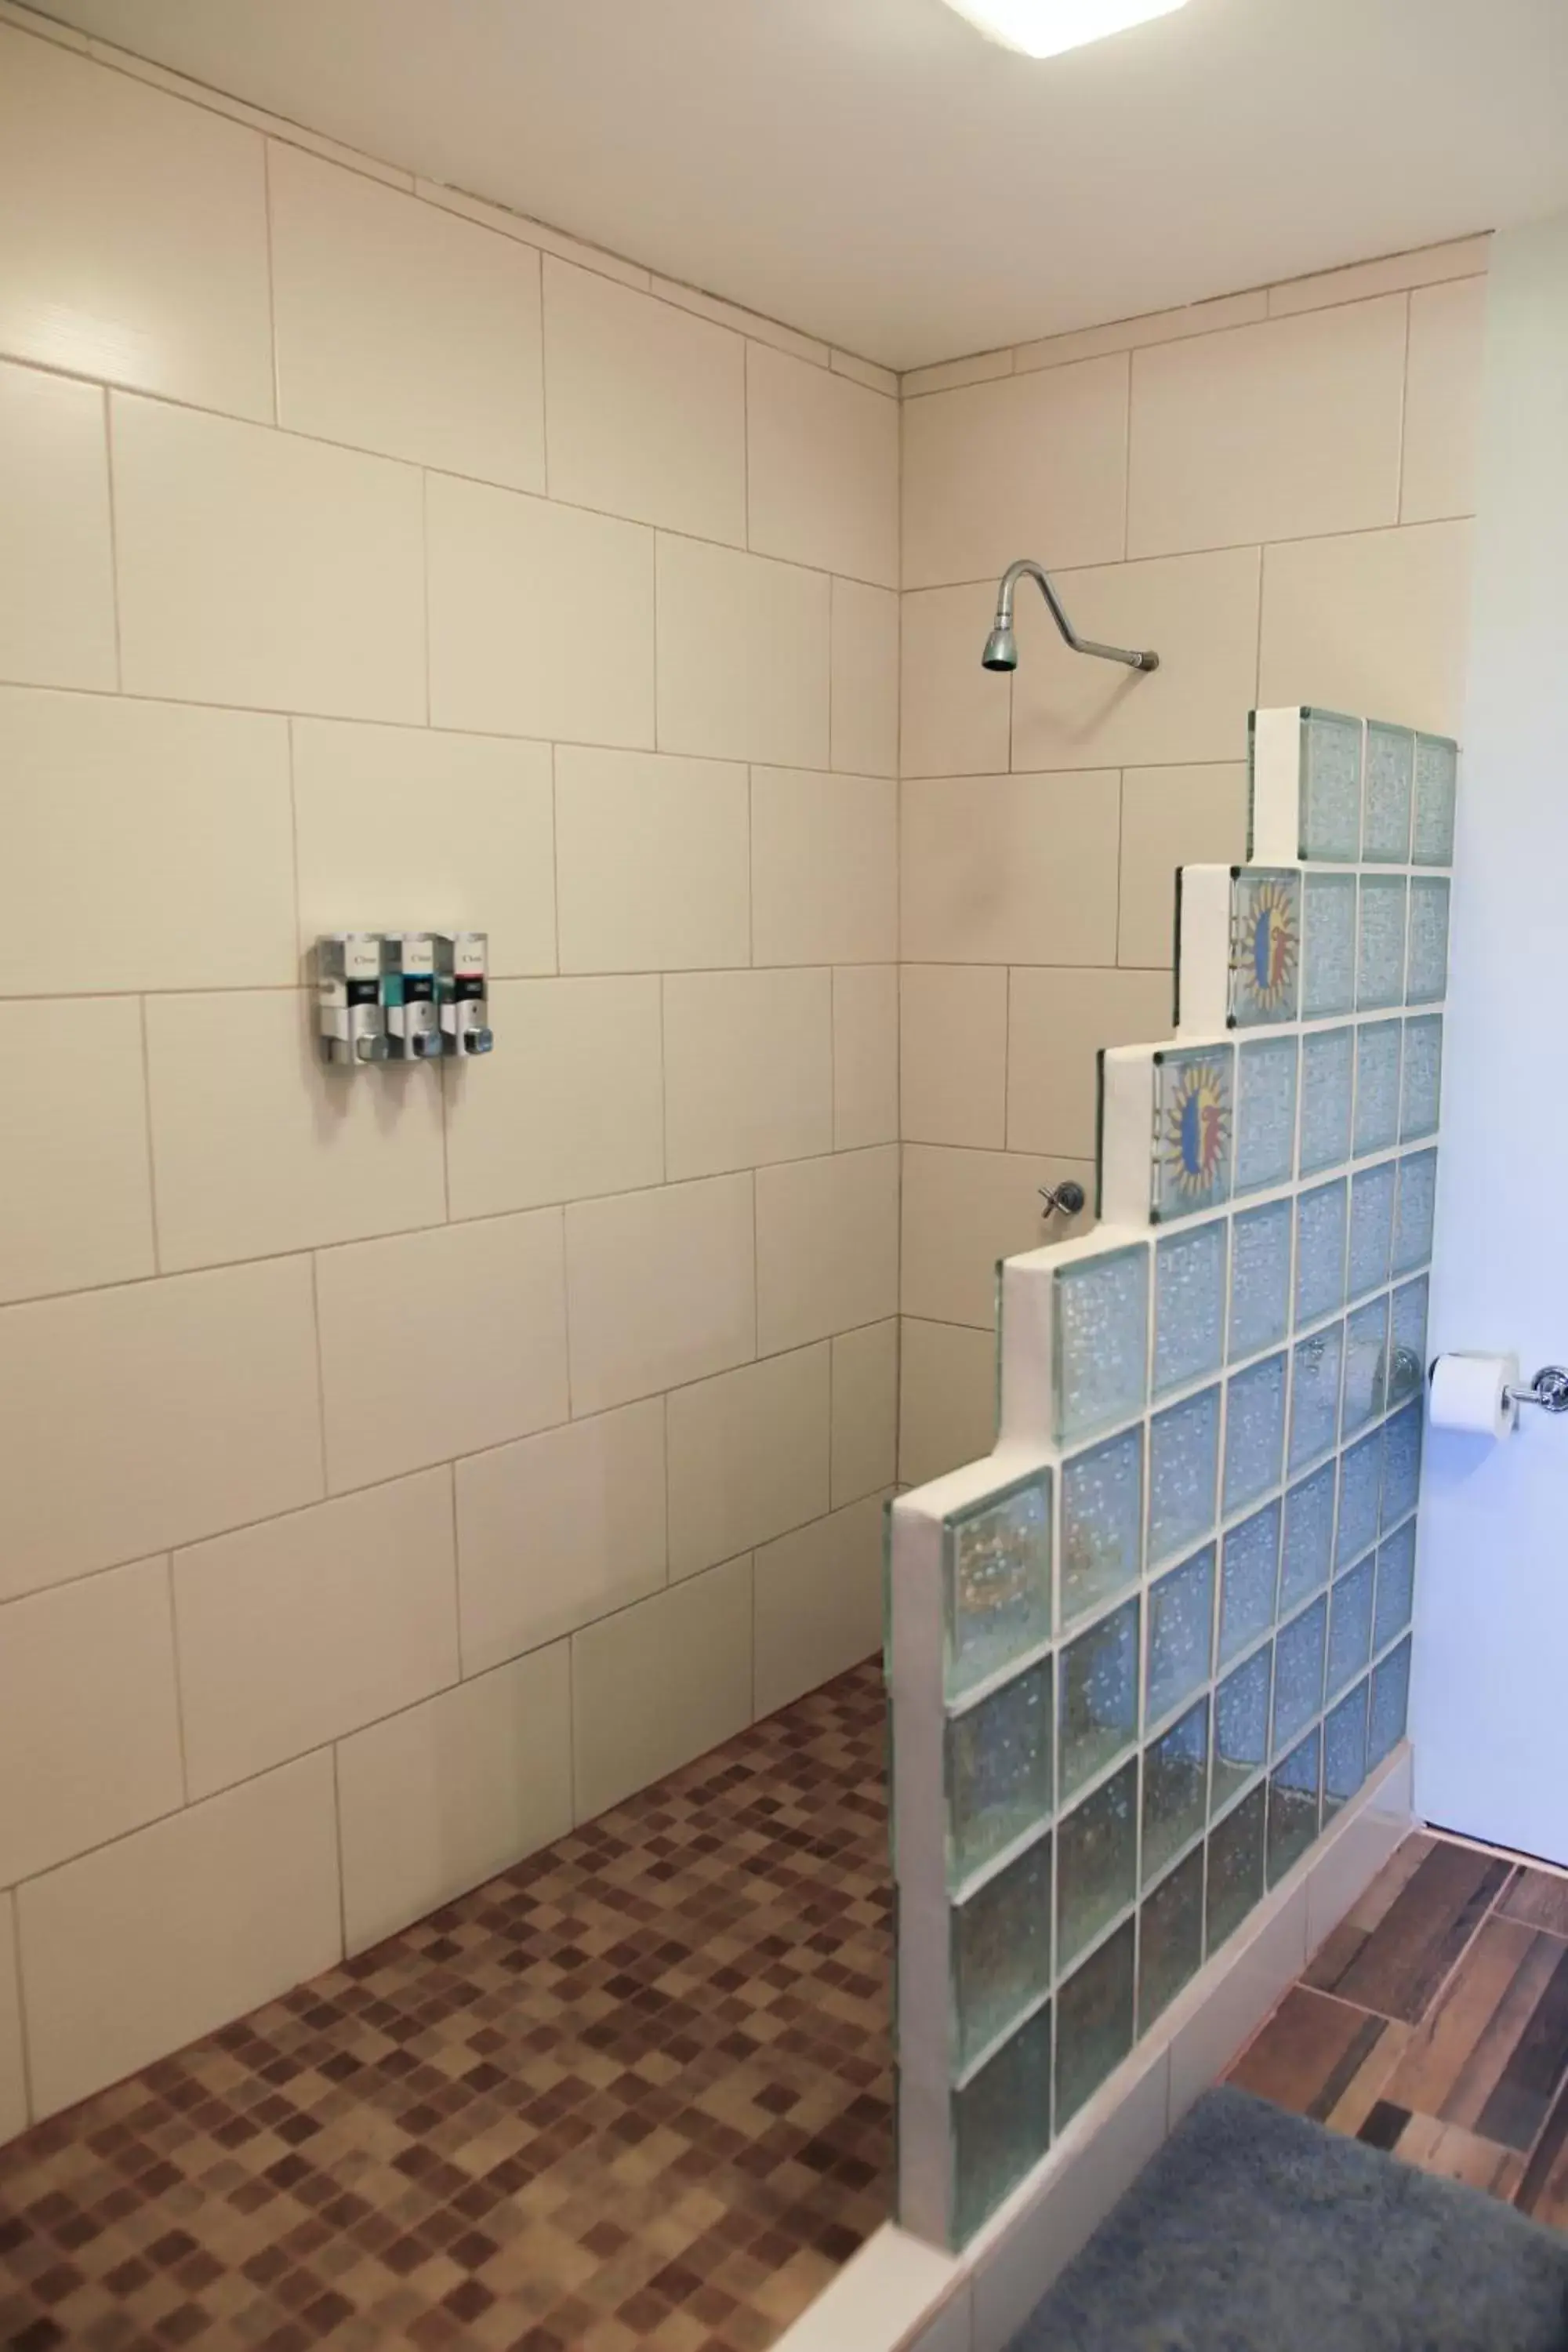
[982,558,1160,675]
[982,623,1018,672]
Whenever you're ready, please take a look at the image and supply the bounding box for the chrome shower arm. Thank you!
[985,557,1160,673]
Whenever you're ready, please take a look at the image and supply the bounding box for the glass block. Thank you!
[1055,1918,1134,2130]
[1147,1388,1219,1571]
[1061,1427,1144,1625]
[1295,1178,1348,1328]
[1218,1503,1280,1667]
[1229,1200,1293,1363]
[1272,1596,1327,1759]
[1142,1697,1209,1884]
[1138,1845,1205,2033]
[1341,1294,1390,1440]
[945,1476,1053,1700]
[1413,733,1457,867]
[1362,721,1414,864]
[947,1663,1054,1889]
[1213,1648,1271,1808]
[1368,1637,1412,1766]
[1230,869,1301,1027]
[1336,1429,1384,1570]
[1407,877,1451,1006]
[1224,1353,1287,1516]
[1054,1247,1149,1446]
[1358,876,1409,1011]
[953,2003,1051,2245]
[1152,1046,1235,1224]
[1289,1319,1344,1472]
[1301,872,1358,1021]
[1145,1547,1215,1726]
[1326,1557,1375,1700]
[1207,1781,1266,1952]
[1389,1276,1430,1408]
[1153,1219,1228,1399]
[1323,1679,1370,1818]
[1400,1014,1444,1143]
[1301,708,1363,861]
[1060,1599,1139,1801]
[1057,1759,1137,1968]
[1234,1035,1299,1196]
[1268,1727,1323,1887]
[1393,1149,1438,1277]
[1280,1462,1336,1613]
[1299,1026,1355,1176]
[951,1835,1052,2070]
[1381,1402,1424,1531]
[1353,1020,1403,1160]
[1348,1163,1397,1302]
[1374,1519,1417,1654]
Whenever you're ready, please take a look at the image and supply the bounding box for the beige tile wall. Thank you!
[0,13,897,2131]
[896,232,1487,1486]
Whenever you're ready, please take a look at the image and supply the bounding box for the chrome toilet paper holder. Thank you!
[1506,1366,1568,1415]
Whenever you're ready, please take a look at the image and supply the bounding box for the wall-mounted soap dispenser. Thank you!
[438,932,494,1057]
[317,933,389,1065]
[383,934,443,1061]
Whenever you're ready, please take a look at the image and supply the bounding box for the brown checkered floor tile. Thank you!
[0,1661,891,2352]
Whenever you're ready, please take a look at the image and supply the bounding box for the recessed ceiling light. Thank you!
[940,0,1189,59]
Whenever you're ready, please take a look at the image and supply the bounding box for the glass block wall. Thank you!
[885,706,1453,2252]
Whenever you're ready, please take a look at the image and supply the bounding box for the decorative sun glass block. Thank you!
[1326,1556,1375,1700]
[1142,1697,1210,1884]
[1413,734,1458,868]
[1227,1201,1291,1364]
[1153,1219,1228,1399]
[1272,1596,1327,1759]
[1389,1277,1430,1408]
[1229,869,1301,1026]
[1348,1162,1397,1301]
[1301,873,1359,1020]
[1299,1026,1355,1177]
[1224,1354,1287,1516]
[1267,1727,1323,1887]
[1341,1294,1390,1440]
[953,2003,1052,2245]
[1218,1503,1281,1666]
[1053,1247,1149,1445]
[1234,1035,1300,1196]
[1400,1014,1444,1143]
[1145,1547,1216,1726]
[1362,721,1414,864]
[1323,1679,1370,1817]
[1381,1403,1424,1531]
[1300,709,1363,860]
[1138,1844,1205,2033]
[944,1476,1053,1700]
[1353,1020,1403,1160]
[1059,1599,1139,1801]
[1152,1046,1235,1223]
[1055,1918,1134,2131]
[950,1835,1052,2070]
[1213,1647,1272,1809]
[1280,1462,1336,1613]
[1374,1519,1417,1653]
[1393,1149,1438,1277]
[1061,1426,1145,1625]
[946,1664,1054,1889]
[1147,1388,1220,1570]
[1056,1759,1138,1969]
[1368,1637,1412,1766]
[1295,1178,1348,1328]
[1358,877,1409,1011]
[1406,877,1452,1006]
[1336,1428,1384,1570]
[1290,1319,1345,1472]
[1207,1781,1267,1952]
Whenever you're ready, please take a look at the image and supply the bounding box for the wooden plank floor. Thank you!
[1226,1831,1568,2227]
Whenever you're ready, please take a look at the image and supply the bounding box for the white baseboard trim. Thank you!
[774,1742,1414,2352]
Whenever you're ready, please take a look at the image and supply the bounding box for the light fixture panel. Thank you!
[942,0,1189,60]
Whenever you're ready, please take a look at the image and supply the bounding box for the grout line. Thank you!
[307,1250,331,1497]
[136,994,163,1276]
[447,1460,466,1677]
[260,136,281,427]
[165,1554,192,1806]
[7,1890,34,2126]
[328,1741,348,1960]
[101,387,124,693]
[1393,290,1413,526]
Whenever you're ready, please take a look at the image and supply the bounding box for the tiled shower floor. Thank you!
[0,1662,891,2352]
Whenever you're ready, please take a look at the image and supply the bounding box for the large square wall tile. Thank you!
[572,1556,753,1820]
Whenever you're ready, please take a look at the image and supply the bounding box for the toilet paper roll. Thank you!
[1428,1352,1519,1439]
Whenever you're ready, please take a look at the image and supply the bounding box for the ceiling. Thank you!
[45,0,1568,370]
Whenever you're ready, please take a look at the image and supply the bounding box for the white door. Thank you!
[1414,212,1568,1864]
